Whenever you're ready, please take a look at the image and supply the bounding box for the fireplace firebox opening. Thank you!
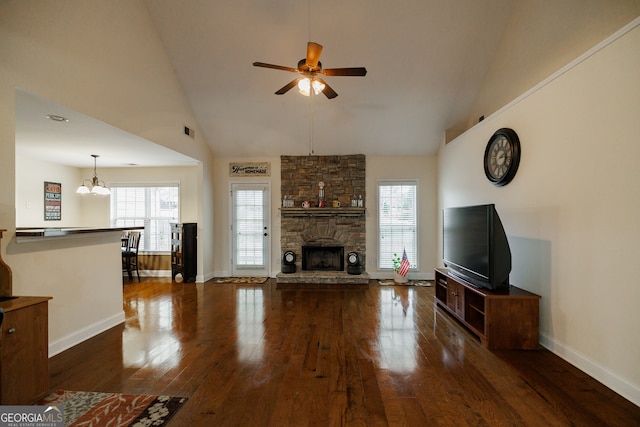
[302,246,344,271]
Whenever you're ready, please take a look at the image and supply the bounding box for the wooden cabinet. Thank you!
[0,297,51,404]
[171,222,197,283]
[434,268,540,350]
[446,280,465,318]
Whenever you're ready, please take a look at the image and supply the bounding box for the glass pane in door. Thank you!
[231,184,270,276]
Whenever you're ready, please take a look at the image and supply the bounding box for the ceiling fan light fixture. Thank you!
[253,41,365,99]
[297,78,324,96]
[297,78,311,96]
[312,79,325,94]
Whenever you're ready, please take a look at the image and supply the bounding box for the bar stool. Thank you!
[122,231,141,282]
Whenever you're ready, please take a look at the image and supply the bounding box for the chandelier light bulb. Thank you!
[76,185,90,194]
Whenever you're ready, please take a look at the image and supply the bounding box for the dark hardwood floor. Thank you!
[49,278,639,426]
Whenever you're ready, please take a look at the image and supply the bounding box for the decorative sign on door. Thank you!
[44,181,61,221]
[229,162,271,177]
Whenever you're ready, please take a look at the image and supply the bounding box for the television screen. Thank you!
[442,204,511,290]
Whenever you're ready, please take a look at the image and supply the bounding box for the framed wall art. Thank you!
[44,181,61,221]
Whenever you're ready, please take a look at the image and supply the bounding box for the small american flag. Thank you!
[398,248,410,277]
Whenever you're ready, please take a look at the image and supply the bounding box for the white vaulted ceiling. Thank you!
[143,0,516,157]
[16,1,639,167]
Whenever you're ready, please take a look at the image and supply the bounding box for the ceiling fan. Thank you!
[253,42,367,99]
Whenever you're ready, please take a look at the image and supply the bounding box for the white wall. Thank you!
[212,156,281,277]
[15,156,85,227]
[438,20,640,405]
[366,156,438,279]
[212,155,439,279]
[15,157,199,234]
[0,1,215,355]
[466,0,640,129]
[79,165,200,226]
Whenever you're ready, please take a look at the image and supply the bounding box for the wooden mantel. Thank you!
[280,207,366,218]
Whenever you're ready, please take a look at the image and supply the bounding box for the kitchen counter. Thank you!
[15,226,142,242]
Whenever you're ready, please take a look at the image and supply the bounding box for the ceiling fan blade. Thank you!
[253,62,298,73]
[321,67,367,77]
[306,42,323,69]
[275,79,300,95]
[315,78,338,99]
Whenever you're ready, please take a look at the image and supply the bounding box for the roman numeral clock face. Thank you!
[489,136,511,178]
[483,128,521,186]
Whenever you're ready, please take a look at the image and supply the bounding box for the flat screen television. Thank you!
[442,204,511,290]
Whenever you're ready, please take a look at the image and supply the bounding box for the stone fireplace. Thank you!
[276,155,369,284]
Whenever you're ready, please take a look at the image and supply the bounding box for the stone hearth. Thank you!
[275,271,370,284]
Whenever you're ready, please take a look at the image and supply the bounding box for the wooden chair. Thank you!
[121,231,129,251]
[122,231,141,282]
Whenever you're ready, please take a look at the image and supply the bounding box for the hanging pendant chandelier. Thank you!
[76,154,110,195]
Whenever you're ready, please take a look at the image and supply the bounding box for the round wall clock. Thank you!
[483,128,521,186]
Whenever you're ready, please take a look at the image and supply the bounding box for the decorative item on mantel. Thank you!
[282,195,294,207]
[318,181,325,207]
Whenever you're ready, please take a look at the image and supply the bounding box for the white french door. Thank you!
[230,183,271,277]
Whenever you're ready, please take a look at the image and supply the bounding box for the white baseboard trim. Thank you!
[123,270,214,283]
[368,272,435,281]
[200,272,215,283]
[539,332,640,407]
[48,311,125,358]
[267,271,436,281]
[122,270,171,278]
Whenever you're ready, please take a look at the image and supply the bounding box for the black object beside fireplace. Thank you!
[302,246,344,271]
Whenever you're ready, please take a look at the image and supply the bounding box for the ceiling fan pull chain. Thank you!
[309,89,314,155]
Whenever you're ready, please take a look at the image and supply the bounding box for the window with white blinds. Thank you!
[378,181,418,270]
[110,183,179,252]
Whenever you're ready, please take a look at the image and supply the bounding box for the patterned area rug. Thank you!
[39,390,187,427]
[378,279,433,287]
[211,276,269,284]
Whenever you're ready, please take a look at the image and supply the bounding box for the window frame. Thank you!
[109,182,180,254]
[377,179,419,271]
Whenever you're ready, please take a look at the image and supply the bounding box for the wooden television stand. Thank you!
[434,268,540,350]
